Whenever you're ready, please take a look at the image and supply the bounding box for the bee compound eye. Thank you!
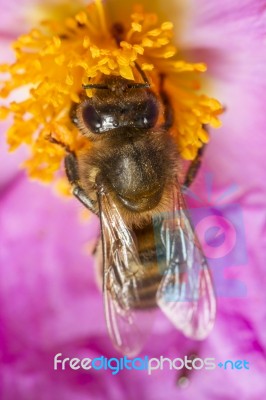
[69,103,79,126]
[82,104,102,133]
[143,117,148,125]
[133,97,159,129]
[143,98,159,127]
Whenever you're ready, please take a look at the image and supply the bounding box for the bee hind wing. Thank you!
[155,180,216,339]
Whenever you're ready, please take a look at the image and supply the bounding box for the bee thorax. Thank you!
[105,153,164,212]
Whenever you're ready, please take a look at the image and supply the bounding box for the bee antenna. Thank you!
[127,83,150,89]
[134,62,150,88]
[82,83,109,90]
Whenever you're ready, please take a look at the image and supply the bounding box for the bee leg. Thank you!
[46,134,97,213]
[183,144,206,188]
[159,73,174,129]
[65,153,98,214]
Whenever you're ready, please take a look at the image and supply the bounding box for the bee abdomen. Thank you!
[131,241,165,310]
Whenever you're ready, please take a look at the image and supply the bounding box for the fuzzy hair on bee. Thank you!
[48,69,216,356]
[72,74,181,227]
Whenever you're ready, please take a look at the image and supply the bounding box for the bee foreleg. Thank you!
[183,144,206,188]
[159,73,174,129]
[47,133,97,213]
[65,153,97,214]
[72,186,97,214]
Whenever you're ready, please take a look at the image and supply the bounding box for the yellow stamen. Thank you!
[94,0,109,36]
[0,0,223,184]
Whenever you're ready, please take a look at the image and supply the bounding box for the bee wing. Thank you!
[97,187,153,356]
[155,179,216,339]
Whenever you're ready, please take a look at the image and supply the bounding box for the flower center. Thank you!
[0,0,222,183]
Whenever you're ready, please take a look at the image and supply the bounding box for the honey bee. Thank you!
[49,65,216,356]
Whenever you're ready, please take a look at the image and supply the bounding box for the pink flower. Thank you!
[1,1,266,399]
